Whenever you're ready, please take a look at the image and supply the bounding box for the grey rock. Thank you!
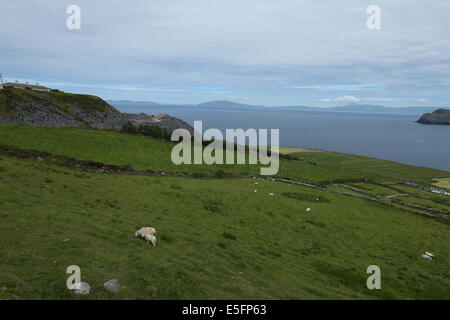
[124,112,194,135]
[103,279,121,292]
[73,282,91,295]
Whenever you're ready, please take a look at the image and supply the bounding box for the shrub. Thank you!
[217,242,228,249]
[192,172,205,179]
[214,169,228,179]
[281,192,330,203]
[170,184,182,190]
[121,122,138,134]
[203,200,222,213]
[121,122,172,141]
[222,232,237,240]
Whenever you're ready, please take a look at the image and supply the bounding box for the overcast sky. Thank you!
[1,0,449,107]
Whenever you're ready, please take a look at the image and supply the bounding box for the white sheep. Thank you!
[306,208,311,213]
[135,227,157,246]
[135,227,156,237]
[144,234,157,246]
[422,252,435,260]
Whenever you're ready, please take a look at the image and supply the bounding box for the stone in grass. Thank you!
[104,279,121,292]
[73,282,91,295]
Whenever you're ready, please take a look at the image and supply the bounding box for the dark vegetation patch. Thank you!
[215,169,231,179]
[170,184,182,190]
[0,144,213,179]
[222,232,237,240]
[306,220,327,229]
[121,122,172,141]
[203,200,223,213]
[282,192,330,203]
[217,242,228,249]
[159,233,175,244]
[279,153,317,165]
[318,178,369,187]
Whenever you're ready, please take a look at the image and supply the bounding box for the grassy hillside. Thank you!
[0,88,118,116]
[1,124,449,184]
[0,124,449,299]
[434,178,450,189]
[0,124,364,183]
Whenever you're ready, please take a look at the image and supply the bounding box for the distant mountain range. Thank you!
[109,99,447,115]
[328,103,441,115]
[108,100,162,106]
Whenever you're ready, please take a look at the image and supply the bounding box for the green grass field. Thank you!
[434,178,450,189]
[0,124,449,299]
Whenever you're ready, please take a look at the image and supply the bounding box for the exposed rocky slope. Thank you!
[417,108,450,125]
[124,112,194,134]
[0,88,193,133]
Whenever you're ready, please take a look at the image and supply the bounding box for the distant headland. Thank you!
[417,109,450,125]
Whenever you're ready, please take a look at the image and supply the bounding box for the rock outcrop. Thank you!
[125,112,194,135]
[0,88,193,133]
[417,108,450,125]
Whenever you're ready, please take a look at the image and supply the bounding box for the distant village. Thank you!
[429,187,450,196]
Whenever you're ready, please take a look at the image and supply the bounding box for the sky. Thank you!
[1,0,449,107]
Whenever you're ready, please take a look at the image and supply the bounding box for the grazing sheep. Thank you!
[135,227,156,237]
[422,252,435,260]
[145,234,157,246]
[306,208,311,213]
[269,193,274,196]
[135,227,157,246]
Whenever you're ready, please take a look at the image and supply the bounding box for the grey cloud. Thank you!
[1,0,449,106]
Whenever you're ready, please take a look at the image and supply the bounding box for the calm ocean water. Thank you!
[114,104,450,172]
